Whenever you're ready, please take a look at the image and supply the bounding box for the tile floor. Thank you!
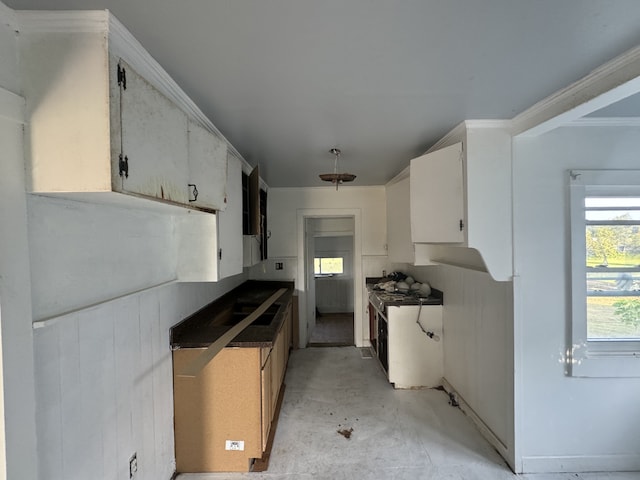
[177,347,639,480]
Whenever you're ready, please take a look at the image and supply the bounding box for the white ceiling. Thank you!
[6,0,640,187]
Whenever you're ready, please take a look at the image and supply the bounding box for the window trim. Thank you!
[569,170,640,377]
[313,255,345,277]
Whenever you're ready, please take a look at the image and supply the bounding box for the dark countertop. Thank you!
[170,280,295,349]
[366,277,443,308]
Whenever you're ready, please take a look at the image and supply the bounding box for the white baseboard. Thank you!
[521,454,640,474]
[441,378,514,471]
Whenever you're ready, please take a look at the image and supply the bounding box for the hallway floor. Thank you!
[308,312,354,346]
[177,347,638,480]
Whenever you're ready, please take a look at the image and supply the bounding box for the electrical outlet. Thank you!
[129,452,137,479]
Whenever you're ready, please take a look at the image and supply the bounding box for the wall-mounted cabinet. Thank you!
[385,171,435,265]
[410,142,464,243]
[407,122,512,280]
[242,166,268,266]
[187,119,228,212]
[177,153,243,281]
[19,11,228,213]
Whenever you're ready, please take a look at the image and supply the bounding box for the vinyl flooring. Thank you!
[307,312,354,346]
[177,347,639,480]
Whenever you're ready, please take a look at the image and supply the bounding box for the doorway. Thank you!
[297,212,362,348]
[308,221,355,346]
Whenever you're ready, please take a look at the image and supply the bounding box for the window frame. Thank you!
[569,169,640,377]
[313,255,345,277]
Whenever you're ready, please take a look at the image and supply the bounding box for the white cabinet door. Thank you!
[387,305,443,388]
[187,119,228,212]
[218,154,243,278]
[118,60,189,204]
[386,175,414,263]
[176,213,219,282]
[410,142,464,243]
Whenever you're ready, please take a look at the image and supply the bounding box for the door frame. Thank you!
[296,209,363,348]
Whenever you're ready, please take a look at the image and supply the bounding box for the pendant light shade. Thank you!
[319,148,356,190]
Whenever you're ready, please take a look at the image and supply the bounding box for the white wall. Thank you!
[315,235,354,313]
[268,186,386,257]
[32,277,245,480]
[513,126,640,473]
[266,186,387,346]
[0,5,38,479]
[28,196,178,321]
[407,263,515,469]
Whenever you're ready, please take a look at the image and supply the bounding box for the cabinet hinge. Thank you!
[218,249,222,260]
[117,64,127,90]
[119,154,129,178]
[459,219,464,231]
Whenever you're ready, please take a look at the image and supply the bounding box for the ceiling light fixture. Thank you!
[319,147,356,190]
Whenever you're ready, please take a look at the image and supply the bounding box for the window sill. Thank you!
[569,347,640,377]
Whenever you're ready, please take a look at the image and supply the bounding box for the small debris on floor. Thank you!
[448,392,459,407]
[337,427,354,439]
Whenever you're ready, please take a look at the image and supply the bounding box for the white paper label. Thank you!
[225,440,245,451]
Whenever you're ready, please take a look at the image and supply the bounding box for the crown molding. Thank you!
[385,166,410,187]
[427,122,466,153]
[566,117,640,128]
[107,13,245,166]
[16,9,108,33]
[511,44,640,137]
[465,119,512,130]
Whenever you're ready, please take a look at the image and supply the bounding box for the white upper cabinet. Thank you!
[386,173,414,263]
[406,122,513,280]
[217,154,243,278]
[386,171,441,266]
[187,119,228,212]
[410,142,464,243]
[18,11,229,213]
[117,59,190,205]
[176,152,243,282]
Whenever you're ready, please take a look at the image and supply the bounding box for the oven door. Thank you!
[376,311,388,373]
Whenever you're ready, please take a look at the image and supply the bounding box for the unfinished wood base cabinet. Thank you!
[173,302,293,473]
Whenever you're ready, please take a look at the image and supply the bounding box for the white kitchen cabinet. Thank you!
[217,153,243,278]
[410,142,464,243]
[408,122,512,280]
[386,172,413,262]
[386,171,437,265]
[177,153,244,281]
[117,59,190,205]
[187,118,228,211]
[387,304,443,389]
[18,11,228,213]
[385,167,435,266]
[243,235,262,267]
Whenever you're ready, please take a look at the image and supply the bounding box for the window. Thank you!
[314,257,344,275]
[570,170,640,377]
